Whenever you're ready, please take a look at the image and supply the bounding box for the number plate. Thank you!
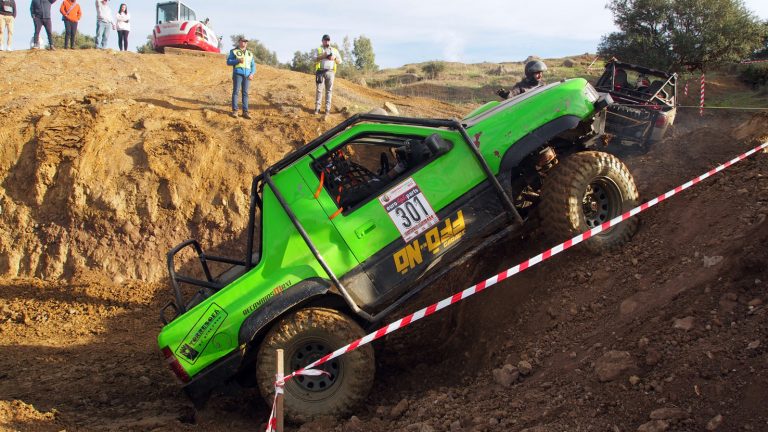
[379,177,438,242]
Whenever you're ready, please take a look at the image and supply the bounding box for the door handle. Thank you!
[354,221,376,239]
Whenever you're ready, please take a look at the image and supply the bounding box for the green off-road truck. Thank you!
[158,78,639,421]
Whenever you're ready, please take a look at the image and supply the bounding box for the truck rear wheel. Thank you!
[256,307,374,422]
[539,151,639,252]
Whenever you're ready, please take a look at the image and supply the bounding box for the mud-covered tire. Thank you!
[539,151,640,252]
[256,308,374,422]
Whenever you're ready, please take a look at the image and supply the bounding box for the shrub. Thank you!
[51,31,96,49]
[739,64,768,88]
[421,61,446,80]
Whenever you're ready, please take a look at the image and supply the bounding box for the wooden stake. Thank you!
[276,349,284,432]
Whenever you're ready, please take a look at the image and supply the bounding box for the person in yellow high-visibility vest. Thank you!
[226,36,256,119]
[314,34,342,117]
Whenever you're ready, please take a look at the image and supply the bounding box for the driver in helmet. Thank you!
[497,60,547,99]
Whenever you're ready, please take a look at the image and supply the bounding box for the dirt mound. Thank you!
[734,112,768,142]
[0,50,461,283]
[0,400,57,432]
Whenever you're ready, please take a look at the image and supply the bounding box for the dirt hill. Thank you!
[1,49,767,432]
[0,50,461,283]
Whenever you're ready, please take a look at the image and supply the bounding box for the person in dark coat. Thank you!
[30,0,56,49]
[497,60,548,99]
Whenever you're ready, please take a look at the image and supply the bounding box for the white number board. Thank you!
[379,177,438,242]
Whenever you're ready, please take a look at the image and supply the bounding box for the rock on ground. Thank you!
[595,351,638,382]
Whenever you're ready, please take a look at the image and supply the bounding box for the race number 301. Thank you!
[379,178,438,242]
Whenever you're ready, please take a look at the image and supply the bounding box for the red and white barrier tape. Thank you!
[684,81,688,98]
[268,141,768,425]
[700,73,705,116]
[740,59,768,64]
[266,370,330,432]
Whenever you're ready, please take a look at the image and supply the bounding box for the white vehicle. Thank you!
[152,1,220,53]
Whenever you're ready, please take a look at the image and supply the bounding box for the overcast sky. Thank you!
[6,0,768,67]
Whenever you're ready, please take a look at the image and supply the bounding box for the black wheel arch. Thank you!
[237,278,359,348]
[496,115,584,197]
[234,278,364,388]
[498,115,582,177]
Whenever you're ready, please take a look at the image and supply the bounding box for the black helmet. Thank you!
[524,60,547,78]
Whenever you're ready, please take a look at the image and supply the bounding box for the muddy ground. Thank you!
[1,50,767,432]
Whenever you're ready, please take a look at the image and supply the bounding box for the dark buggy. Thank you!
[595,59,677,152]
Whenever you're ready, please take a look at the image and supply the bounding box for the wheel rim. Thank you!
[582,177,622,230]
[289,339,340,393]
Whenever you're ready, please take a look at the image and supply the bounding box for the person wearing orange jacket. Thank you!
[59,0,80,49]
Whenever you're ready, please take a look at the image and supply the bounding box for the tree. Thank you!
[136,34,155,53]
[597,0,674,68]
[340,36,354,67]
[352,35,378,71]
[598,0,766,71]
[749,20,768,59]
[334,37,360,79]
[290,50,315,73]
[421,61,447,79]
[229,34,279,66]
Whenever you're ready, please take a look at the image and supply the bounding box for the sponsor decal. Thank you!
[176,303,228,364]
[379,177,438,242]
[242,280,293,317]
[393,210,466,274]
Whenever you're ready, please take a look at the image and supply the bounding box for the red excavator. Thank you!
[152,1,221,53]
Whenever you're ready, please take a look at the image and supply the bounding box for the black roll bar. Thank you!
[263,173,375,322]
[451,119,523,224]
[266,113,522,223]
[245,175,263,268]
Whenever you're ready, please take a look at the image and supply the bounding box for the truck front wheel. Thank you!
[256,307,374,422]
[539,151,640,252]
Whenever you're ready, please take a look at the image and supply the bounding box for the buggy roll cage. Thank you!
[162,113,523,324]
[595,60,677,107]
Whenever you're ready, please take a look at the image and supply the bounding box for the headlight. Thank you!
[584,84,600,103]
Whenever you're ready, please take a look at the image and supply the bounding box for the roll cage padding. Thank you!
[497,115,582,175]
[237,278,336,346]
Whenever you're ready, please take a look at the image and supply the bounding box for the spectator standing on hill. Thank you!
[94,0,114,49]
[30,0,56,50]
[226,36,255,119]
[314,34,341,117]
[497,60,548,99]
[115,3,128,51]
[59,0,80,49]
[0,0,16,51]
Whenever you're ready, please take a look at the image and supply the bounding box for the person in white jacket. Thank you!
[94,0,114,49]
[115,3,129,51]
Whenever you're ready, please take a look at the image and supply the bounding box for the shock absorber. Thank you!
[536,146,558,173]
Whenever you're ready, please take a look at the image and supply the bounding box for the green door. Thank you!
[301,131,481,256]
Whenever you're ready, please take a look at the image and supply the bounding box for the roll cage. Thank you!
[595,60,677,108]
[162,113,523,324]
